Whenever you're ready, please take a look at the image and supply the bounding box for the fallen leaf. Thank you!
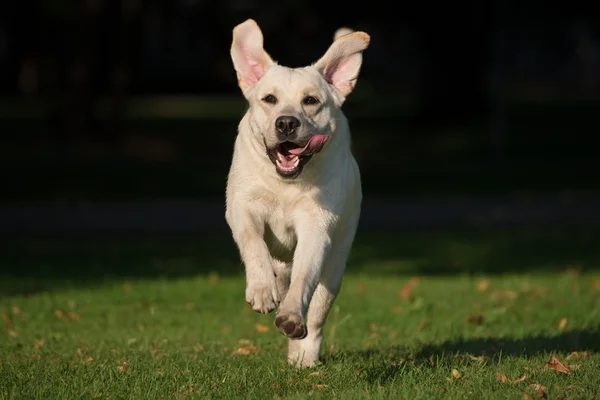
[11,306,21,316]
[2,313,13,328]
[568,364,581,370]
[513,374,527,383]
[544,354,571,374]
[116,361,128,373]
[467,314,484,326]
[566,351,580,360]
[353,367,366,375]
[254,323,270,333]
[83,357,94,364]
[398,277,420,301]
[416,320,430,331]
[529,384,547,398]
[65,312,80,321]
[308,371,322,377]
[593,279,600,290]
[234,344,258,356]
[329,344,335,356]
[491,290,517,302]
[34,339,45,351]
[497,372,527,384]
[207,272,220,285]
[452,369,461,379]
[272,384,279,390]
[8,330,18,337]
[311,384,328,390]
[477,279,490,293]
[496,372,509,383]
[558,318,567,330]
[355,284,368,293]
[54,310,64,319]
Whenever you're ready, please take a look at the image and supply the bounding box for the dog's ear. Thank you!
[230,19,274,96]
[313,31,370,99]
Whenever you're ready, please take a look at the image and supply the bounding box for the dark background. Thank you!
[0,1,599,233]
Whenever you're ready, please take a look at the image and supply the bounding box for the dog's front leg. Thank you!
[275,215,332,340]
[230,213,280,314]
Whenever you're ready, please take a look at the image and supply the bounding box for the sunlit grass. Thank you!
[1,230,600,399]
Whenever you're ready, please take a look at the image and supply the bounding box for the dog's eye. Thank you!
[302,96,319,106]
[262,94,277,104]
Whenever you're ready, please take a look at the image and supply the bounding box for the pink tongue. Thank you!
[280,154,296,169]
[288,135,329,156]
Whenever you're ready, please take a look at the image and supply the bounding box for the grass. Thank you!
[1,229,600,399]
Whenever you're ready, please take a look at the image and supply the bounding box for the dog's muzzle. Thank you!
[266,134,329,179]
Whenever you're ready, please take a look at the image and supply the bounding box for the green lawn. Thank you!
[2,230,600,399]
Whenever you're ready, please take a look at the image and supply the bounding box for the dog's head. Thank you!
[230,19,370,179]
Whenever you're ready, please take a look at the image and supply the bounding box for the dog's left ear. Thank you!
[230,19,275,97]
[313,31,370,99]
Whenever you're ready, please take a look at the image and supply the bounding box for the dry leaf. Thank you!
[34,339,45,351]
[83,357,94,364]
[311,384,328,390]
[566,351,587,360]
[513,374,527,384]
[398,284,414,301]
[467,314,484,326]
[544,354,571,374]
[308,371,322,377]
[398,277,420,301]
[496,372,527,384]
[416,320,429,331]
[329,344,335,356]
[2,313,13,328]
[568,364,581,370]
[65,312,80,321]
[116,361,128,373]
[355,284,368,293]
[8,330,18,337]
[353,367,366,375]
[558,318,567,330]
[11,306,21,316]
[234,344,258,356]
[207,272,220,285]
[452,369,461,379]
[254,323,270,333]
[592,279,600,290]
[529,383,546,391]
[491,290,517,302]
[529,384,547,399]
[477,279,490,293]
[565,351,579,360]
[54,310,64,319]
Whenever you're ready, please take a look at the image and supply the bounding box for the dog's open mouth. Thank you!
[266,134,329,178]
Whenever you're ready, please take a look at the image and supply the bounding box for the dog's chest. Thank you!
[263,204,297,263]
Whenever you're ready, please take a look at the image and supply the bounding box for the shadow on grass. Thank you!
[331,329,600,384]
[1,227,599,297]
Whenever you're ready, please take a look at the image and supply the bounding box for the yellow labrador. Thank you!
[225,19,370,367]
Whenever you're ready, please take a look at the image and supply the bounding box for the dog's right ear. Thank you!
[230,19,275,97]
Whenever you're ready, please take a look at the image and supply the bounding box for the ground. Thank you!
[2,230,600,399]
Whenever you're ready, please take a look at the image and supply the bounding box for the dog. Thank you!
[225,19,370,368]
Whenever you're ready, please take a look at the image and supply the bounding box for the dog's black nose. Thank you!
[275,116,300,137]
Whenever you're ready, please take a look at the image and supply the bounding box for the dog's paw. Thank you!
[246,281,280,314]
[275,313,307,339]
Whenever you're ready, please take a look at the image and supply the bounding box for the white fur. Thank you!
[225,19,370,368]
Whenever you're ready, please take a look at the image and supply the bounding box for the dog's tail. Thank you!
[333,27,354,41]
